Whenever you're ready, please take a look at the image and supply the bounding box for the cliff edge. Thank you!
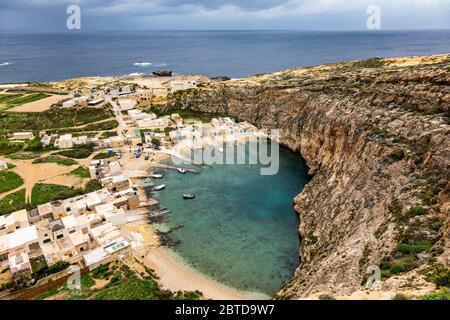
[163,54,450,299]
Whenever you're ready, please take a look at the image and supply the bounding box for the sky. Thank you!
[0,0,449,30]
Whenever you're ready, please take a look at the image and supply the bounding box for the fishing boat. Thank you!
[183,193,196,200]
[177,168,187,174]
[154,185,166,191]
[151,174,163,179]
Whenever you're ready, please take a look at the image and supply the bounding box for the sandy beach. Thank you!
[144,247,270,300]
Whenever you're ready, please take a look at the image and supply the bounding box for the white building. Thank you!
[0,160,8,171]
[40,134,52,147]
[83,237,130,270]
[170,80,197,92]
[56,134,73,149]
[118,98,136,111]
[11,132,34,141]
[95,204,127,226]
[171,113,184,127]
[137,118,169,129]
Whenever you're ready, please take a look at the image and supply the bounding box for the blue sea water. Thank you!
[148,145,309,295]
[1,30,450,83]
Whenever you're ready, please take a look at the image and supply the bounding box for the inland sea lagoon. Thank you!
[147,145,309,295]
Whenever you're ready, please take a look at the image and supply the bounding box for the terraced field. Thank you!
[0,91,50,111]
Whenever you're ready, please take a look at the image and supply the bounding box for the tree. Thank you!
[151,138,161,147]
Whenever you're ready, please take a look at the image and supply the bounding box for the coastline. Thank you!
[122,150,270,300]
[143,246,270,300]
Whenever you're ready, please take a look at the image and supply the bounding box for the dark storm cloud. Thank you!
[0,0,449,30]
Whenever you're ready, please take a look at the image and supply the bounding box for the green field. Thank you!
[0,189,26,215]
[57,144,95,159]
[31,183,81,207]
[33,156,77,166]
[0,170,24,193]
[0,139,24,156]
[69,166,91,178]
[0,92,50,110]
[0,106,114,135]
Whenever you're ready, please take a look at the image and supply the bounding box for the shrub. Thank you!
[355,57,385,68]
[57,143,94,159]
[392,293,410,300]
[430,264,450,288]
[84,180,102,193]
[319,294,336,300]
[31,183,81,207]
[0,189,26,215]
[0,170,24,193]
[397,242,431,255]
[0,139,24,155]
[93,152,112,160]
[389,261,406,274]
[70,166,90,179]
[408,206,427,217]
[421,287,450,300]
[151,138,161,147]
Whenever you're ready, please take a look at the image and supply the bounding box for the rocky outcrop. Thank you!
[164,54,450,298]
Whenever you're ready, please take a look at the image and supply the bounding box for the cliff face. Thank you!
[165,55,450,298]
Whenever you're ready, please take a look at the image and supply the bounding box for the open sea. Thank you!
[1,30,450,83]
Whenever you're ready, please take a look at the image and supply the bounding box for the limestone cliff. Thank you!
[163,54,450,298]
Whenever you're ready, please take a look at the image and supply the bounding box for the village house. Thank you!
[135,89,153,107]
[4,210,30,234]
[40,134,52,147]
[87,98,105,107]
[11,132,34,141]
[152,87,168,96]
[55,134,73,149]
[62,96,89,108]
[101,175,131,193]
[144,131,166,144]
[137,117,170,130]
[125,129,143,146]
[0,160,8,171]
[8,249,32,280]
[110,136,125,148]
[118,98,136,111]
[0,226,40,268]
[113,188,140,210]
[83,237,130,270]
[170,80,197,92]
[171,113,184,127]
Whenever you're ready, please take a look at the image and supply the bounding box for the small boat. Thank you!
[183,193,196,200]
[218,147,224,153]
[177,168,187,174]
[154,185,166,191]
[151,174,163,179]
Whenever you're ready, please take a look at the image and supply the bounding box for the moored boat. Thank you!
[183,193,196,199]
[177,168,187,174]
[151,174,164,179]
[154,184,166,191]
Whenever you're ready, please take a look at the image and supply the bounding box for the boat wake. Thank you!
[134,62,152,67]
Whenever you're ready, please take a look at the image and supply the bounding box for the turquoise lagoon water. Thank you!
[148,145,309,295]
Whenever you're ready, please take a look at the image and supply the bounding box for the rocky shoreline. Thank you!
[161,54,450,298]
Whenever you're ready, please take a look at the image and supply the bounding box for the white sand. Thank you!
[144,247,270,300]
